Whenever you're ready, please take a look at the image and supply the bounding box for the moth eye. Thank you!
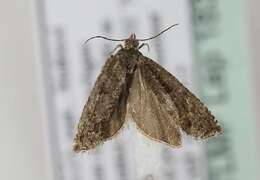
[134,40,139,47]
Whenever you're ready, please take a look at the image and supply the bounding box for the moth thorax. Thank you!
[124,34,139,50]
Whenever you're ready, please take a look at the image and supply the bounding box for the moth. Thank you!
[73,24,223,152]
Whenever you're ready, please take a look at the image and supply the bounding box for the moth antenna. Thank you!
[84,23,179,44]
[84,35,126,44]
[137,23,179,41]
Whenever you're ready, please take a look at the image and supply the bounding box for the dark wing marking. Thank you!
[73,55,129,152]
[128,59,182,147]
[139,57,223,140]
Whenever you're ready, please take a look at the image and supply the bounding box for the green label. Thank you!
[191,0,258,180]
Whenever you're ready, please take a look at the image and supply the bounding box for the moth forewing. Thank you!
[73,55,130,152]
[141,57,224,139]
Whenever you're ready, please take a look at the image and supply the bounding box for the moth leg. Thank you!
[138,43,150,52]
[109,44,123,55]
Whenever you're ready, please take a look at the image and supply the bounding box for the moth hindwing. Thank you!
[73,34,223,152]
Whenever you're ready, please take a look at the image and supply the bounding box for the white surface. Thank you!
[0,1,51,180]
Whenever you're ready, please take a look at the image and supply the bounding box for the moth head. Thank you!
[124,34,139,50]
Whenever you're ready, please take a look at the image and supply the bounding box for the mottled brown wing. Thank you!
[73,55,130,152]
[128,60,182,147]
[131,56,223,142]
